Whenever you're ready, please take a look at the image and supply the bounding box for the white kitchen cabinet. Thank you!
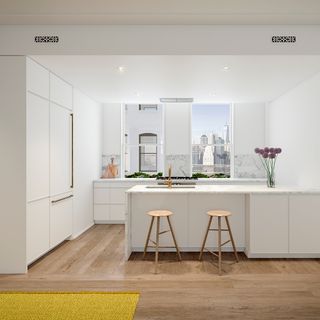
[289,195,320,254]
[27,58,49,99]
[27,198,50,264]
[27,93,50,201]
[248,194,289,256]
[50,103,73,196]
[50,73,73,110]
[50,194,73,248]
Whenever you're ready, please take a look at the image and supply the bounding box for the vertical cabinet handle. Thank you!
[70,113,74,189]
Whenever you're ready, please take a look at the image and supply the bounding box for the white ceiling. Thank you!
[2,0,320,25]
[32,55,320,103]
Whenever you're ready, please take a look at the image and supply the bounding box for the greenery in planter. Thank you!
[125,172,163,178]
[191,173,230,179]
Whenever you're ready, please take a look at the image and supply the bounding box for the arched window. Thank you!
[139,133,157,172]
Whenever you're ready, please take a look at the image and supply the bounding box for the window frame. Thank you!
[138,133,158,172]
[191,103,233,177]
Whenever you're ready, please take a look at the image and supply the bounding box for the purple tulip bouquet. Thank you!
[254,147,282,188]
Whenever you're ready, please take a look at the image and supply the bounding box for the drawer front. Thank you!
[109,204,126,221]
[94,204,109,221]
[94,188,109,204]
[109,188,127,204]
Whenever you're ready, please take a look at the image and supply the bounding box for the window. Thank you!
[192,104,231,177]
[139,133,157,172]
[124,104,164,175]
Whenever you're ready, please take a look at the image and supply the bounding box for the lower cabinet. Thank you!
[27,198,50,264]
[249,194,289,255]
[94,204,126,222]
[50,194,73,248]
[289,195,320,254]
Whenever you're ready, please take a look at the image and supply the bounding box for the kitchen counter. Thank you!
[125,184,320,259]
[127,184,320,194]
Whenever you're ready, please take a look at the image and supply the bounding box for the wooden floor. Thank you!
[1,225,320,319]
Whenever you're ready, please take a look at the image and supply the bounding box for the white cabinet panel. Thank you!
[250,194,289,254]
[188,194,245,249]
[109,188,127,204]
[289,195,320,254]
[27,93,50,201]
[94,189,109,204]
[94,205,109,221]
[50,103,72,196]
[109,204,126,221]
[27,58,49,99]
[50,73,72,110]
[50,195,73,248]
[27,198,50,264]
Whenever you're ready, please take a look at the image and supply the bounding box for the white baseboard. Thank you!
[94,220,125,224]
[69,223,95,240]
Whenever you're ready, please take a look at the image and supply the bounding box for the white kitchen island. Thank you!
[126,185,320,259]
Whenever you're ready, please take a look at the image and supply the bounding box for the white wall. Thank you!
[73,89,102,237]
[267,72,320,187]
[234,103,266,155]
[0,56,27,273]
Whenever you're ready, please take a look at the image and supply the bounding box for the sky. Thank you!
[192,104,230,143]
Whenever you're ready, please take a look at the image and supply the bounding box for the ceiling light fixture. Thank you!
[118,66,126,73]
[223,66,229,71]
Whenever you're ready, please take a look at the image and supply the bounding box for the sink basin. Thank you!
[146,185,196,189]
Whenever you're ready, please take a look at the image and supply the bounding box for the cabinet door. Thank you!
[50,73,73,110]
[109,204,126,221]
[27,93,50,201]
[27,198,50,264]
[50,195,73,248]
[289,195,320,254]
[27,58,49,99]
[50,103,73,196]
[249,194,289,254]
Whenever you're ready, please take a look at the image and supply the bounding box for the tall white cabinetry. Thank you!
[26,58,73,264]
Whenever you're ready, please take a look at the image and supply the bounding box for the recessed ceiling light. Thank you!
[223,66,229,71]
[135,92,141,97]
[118,66,126,73]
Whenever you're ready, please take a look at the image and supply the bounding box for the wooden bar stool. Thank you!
[199,210,239,275]
[143,210,182,273]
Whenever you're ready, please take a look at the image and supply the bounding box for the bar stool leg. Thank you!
[167,216,182,261]
[143,216,154,259]
[225,216,239,262]
[155,216,160,273]
[199,216,213,260]
[218,216,222,275]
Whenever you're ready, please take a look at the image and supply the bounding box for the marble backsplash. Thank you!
[234,154,265,179]
[165,154,191,177]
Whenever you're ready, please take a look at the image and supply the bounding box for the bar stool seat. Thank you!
[143,210,181,273]
[207,210,231,217]
[147,210,173,217]
[199,210,239,275]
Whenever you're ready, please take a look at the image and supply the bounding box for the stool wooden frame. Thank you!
[143,210,182,273]
[199,210,239,275]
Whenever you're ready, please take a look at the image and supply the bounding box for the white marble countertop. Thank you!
[94,178,266,183]
[126,184,320,194]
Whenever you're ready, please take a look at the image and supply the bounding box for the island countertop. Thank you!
[126,184,320,194]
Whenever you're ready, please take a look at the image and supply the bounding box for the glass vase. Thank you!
[267,172,275,188]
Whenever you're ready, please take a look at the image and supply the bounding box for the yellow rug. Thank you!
[0,292,139,320]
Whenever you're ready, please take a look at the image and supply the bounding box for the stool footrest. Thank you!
[220,240,231,247]
[209,228,229,232]
[158,230,170,235]
[204,248,219,258]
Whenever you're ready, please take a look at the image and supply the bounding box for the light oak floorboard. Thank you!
[1,225,320,319]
